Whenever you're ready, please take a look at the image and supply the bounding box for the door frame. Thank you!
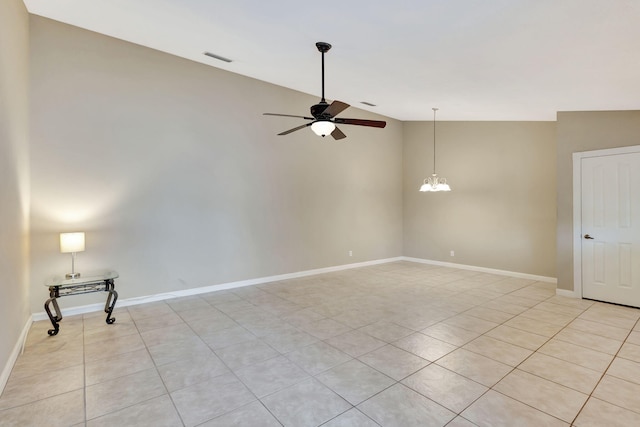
[572,144,640,299]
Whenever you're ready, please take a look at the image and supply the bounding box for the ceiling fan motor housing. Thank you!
[310,102,332,119]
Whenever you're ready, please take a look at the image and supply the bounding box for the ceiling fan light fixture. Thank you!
[311,120,335,137]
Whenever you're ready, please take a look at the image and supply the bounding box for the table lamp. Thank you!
[60,232,85,279]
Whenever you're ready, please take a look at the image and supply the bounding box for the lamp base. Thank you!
[65,272,81,279]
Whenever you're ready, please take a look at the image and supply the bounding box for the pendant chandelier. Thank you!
[419,108,451,192]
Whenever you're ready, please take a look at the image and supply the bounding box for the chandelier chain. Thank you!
[419,107,450,192]
[433,108,437,174]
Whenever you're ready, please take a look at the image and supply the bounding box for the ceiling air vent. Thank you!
[360,101,377,107]
[203,52,232,63]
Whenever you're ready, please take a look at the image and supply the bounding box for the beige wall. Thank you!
[21,14,640,318]
[0,0,31,383]
[403,121,557,277]
[556,111,640,291]
[28,16,404,313]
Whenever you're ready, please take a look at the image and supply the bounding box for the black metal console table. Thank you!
[44,271,119,336]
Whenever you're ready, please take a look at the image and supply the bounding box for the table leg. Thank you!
[104,279,118,324]
[44,297,62,336]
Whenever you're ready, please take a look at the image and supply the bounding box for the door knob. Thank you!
[584,234,594,240]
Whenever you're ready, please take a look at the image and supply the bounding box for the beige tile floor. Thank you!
[2,261,640,426]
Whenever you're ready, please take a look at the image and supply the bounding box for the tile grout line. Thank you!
[178,294,295,426]
[449,293,639,426]
[82,317,87,425]
[436,293,568,422]
[334,277,559,424]
[10,264,640,426]
[98,274,638,425]
[160,299,254,426]
[129,303,187,427]
[412,286,593,424]
[238,284,391,427]
[476,297,590,426]
[569,315,640,426]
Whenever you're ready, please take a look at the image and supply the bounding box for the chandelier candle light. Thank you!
[420,108,451,192]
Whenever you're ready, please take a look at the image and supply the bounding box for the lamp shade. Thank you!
[311,120,335,137]
[60,232,85,253]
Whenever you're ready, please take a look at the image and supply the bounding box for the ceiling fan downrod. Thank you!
[316,42,331,104]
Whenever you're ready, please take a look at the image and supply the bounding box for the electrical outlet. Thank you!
[450,250,455,257]
[349,250,353,257]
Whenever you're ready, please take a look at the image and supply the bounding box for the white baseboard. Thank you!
[31,256,560,321]
[401,256,558,284]
[1,315,32,395]
[32,257,405,321]
[556,288,580,298]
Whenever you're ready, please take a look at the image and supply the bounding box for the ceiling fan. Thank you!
[264,42,387,140]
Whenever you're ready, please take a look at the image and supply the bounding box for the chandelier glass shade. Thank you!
[420,174,451,192]
[419,108,451,192]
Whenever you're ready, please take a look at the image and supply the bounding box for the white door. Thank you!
[581,152,640,307]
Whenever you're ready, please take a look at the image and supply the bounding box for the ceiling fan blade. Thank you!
[264,113,314,120]
[331,126,346,140]
[277,122,312,136]
[321,101,350,118]
[335,118,387,128]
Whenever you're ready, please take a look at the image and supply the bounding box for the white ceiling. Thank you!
[24,0,640,121]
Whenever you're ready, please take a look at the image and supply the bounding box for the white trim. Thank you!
[556,288,579,298]
[32,257,404,321]
[1,315,32,394]
[572,145,640,300]
[401,256,557,283]
[574,145,640,158]
[573,151,583,299]
[31,255,561,321]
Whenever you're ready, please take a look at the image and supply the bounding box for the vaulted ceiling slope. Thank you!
[24,0,640,121]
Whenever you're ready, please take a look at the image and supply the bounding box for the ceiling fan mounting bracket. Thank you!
[315,42,332,53]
